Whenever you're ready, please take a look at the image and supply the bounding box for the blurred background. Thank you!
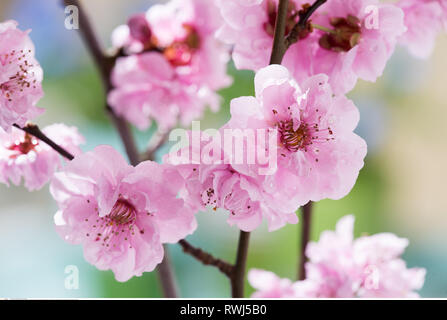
[0,0,446,298]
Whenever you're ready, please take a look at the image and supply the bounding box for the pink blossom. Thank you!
[225,65,367,206]
[0,20,44,131]
[50,145,196,281]
[164,133,298,232]
[398,0,446,58]
[0,124,84,191]
[108,0,231,130]
[217,0,406,94]
[248,269,299,298]
[249,215,426,298]
[303,215,426,298]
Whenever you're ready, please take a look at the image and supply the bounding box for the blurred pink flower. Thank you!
[51,145,196,282]
[0,20,43,131]
[398,0,446,58]
[225,65,367,206]
[0,124,84,191]
[217,0,406,94]
[249,215,426,298]
[164,133,298,232]
[109,0,231,130]
[304,215,426,297]
[248,269,299,298]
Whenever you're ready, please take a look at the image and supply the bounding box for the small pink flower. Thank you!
[217,0,406,94]
[304,215,426,297]
[398,0,445,59]
[0,20,44,131]
[0,124,84,191]
[51,145,196,282]
[109,0,231,130]
[226,65,367,206]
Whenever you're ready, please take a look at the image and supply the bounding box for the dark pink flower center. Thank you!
[278,120,309,152]
[108,199,137,225]
[7,133,39,158]
[318,15,362,52]
[163,24,201,67]
[85,199,145,250]
[277,117,335,162]
[1,49,38,103]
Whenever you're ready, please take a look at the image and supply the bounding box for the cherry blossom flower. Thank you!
[217,0,406,94]
[0,20,43,131]
[0,124,84,191]
[398,0,446,59]
[303,215,426,298]
[50,145,196,281]
[248,269,300,298]
[108,0,231,130]
[249,215,426,298]
[225,65,367,206]
[164,133,298,232]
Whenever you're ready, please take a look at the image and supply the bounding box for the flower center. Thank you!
[278,120,309,152]
[8,133,39,158]
[1,49,38,103]
[107,199,137,226]
[318,15,362,52]
[277,117,335,161]
[163,24,200,67]
[85,198,144,250]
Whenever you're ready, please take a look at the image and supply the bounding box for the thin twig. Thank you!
[179,240,234,277]
[14,123,74,160]
[298,201,313,280]
[61,0,178,297]
[231,231,251,298]
[269,0,289,64]
[157,245,180,298]
[142,130,170,161]
[285,0,327,49]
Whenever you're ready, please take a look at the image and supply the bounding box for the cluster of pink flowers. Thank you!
[108,0,232,130]
[249,215,426,298]
[50,146,196,281]
[0,0,437,294]
[165,135,300,231]
[217,0,406,94]
[0,124,84,191]
[165,65,366,231]
[0,20,43,132]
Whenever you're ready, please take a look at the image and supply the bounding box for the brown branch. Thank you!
[269,0,290,64]
[61,0,177,298]
[142,130,169,161]
[14,123,74,161]
[179,240,234,277]
[231,231,251,298]
[285,0,327,49]
[63,0,139,166]
[298,201,313,280]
